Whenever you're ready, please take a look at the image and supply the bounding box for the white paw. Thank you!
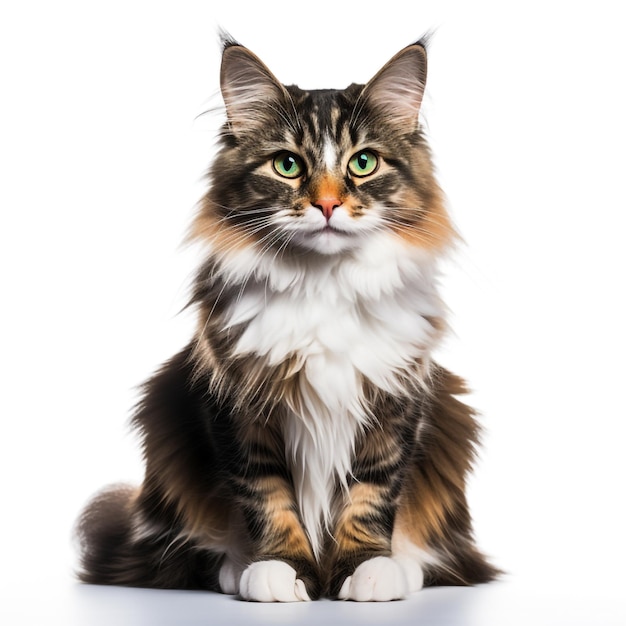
[239,560,311,602]
[218,557,243,595]
[393,554,425,593]
[338,556,409,601]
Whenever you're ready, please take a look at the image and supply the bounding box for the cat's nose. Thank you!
[313,197,342,221]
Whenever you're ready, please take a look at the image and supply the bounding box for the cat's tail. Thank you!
[75,483,220,590]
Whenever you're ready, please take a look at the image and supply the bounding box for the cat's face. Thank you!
[195,41,452,259]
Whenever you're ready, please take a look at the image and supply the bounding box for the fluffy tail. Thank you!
[75,484,220,590]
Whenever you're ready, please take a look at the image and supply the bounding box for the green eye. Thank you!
[272,152,305,179]
[348,150,379,177]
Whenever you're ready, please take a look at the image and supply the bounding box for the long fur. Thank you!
[76,37,499,601]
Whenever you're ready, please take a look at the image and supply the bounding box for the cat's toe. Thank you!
[338,556,408,602]
[239,560,311,602]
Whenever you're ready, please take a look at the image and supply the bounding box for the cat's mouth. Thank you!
[315,224,351,236]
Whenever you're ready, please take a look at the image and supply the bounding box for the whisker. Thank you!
[356,214,451,247]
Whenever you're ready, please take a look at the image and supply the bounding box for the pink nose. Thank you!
[314,197,342,221]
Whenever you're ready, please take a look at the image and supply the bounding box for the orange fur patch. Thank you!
[189,200,258,254]
[255,476,315,560]
[391,188,455,251]
[314,174,344,202]
[333,483,390,554]
[395,473,454,548]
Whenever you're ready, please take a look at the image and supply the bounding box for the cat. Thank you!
[75,35,499,602]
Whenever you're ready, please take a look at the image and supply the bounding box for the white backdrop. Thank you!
[1,1,625,624]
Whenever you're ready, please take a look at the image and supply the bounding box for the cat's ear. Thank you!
[361,41,427,131]
[220,42,291,134]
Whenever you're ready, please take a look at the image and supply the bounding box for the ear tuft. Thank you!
[218,27,239,51]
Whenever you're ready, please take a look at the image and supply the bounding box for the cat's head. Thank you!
[194,37,453,259]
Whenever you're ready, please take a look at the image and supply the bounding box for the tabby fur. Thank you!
[76,35,499,602]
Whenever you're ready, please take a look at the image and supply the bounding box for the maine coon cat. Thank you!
[76,36,498,602]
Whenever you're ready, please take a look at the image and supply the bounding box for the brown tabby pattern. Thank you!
[75,35,499,601]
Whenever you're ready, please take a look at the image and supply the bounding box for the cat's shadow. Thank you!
[71,582,490,626]
[332,585,486,624]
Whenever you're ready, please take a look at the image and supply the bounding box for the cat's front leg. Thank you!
[326,481,409,601]
[230,474,321,601]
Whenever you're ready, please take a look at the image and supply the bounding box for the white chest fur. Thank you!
[221,234,444,558]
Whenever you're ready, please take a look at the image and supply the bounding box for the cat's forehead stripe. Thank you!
[323,136,336,170]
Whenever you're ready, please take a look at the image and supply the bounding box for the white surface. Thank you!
[2,1,626,624]
[4,579,626,626]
